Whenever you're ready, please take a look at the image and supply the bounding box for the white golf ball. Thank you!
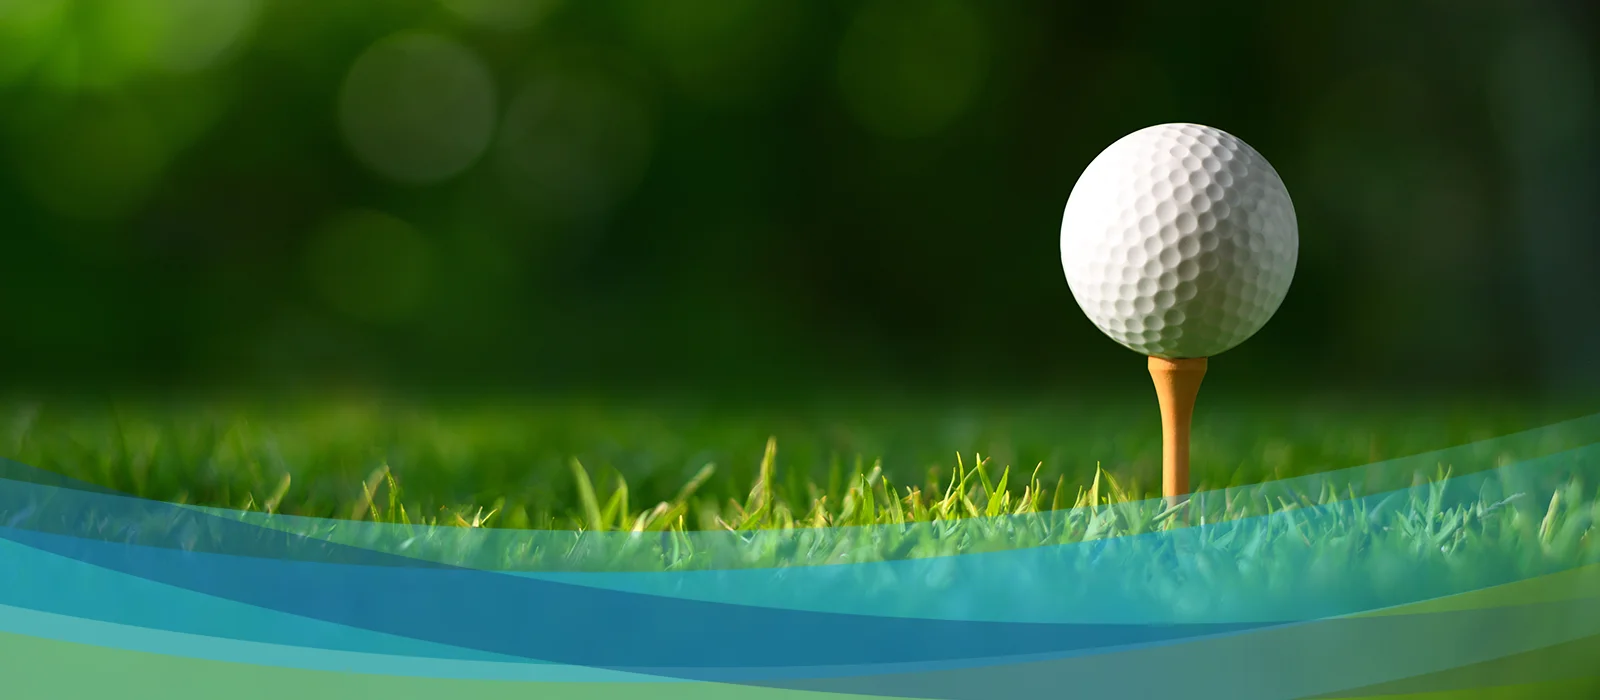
[1060,123,1297,359]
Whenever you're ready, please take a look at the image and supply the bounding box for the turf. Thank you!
[0,393,1590,531]
[1,394,1597,579]
[2,393,1594,699]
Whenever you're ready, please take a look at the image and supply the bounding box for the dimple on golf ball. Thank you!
[1060,123,1298,359]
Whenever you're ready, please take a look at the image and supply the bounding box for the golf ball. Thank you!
[1060,123,1297,359]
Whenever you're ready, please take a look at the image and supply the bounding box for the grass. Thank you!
[0,394,1594,573]
[2,396,1596,700]
[1,393,1588,532]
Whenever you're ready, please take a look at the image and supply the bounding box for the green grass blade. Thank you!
[570,458,605,532]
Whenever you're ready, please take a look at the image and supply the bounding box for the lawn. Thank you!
[1,392,1589,530]
[0,393,1596,574]
[2,392,1599,677]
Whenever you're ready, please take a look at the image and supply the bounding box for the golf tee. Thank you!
[1148,356,1207,505]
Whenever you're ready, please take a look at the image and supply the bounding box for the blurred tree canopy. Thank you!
[0,0,1595,398]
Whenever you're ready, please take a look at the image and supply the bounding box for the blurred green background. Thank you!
[0,0,1595,400]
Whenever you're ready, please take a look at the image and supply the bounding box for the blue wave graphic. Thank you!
[0,412,1594,697]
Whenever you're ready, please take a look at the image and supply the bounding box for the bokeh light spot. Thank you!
[13,98,169,221]
[440,0,561,32]
[0,0,68,86]
[495,64,654,222]
[34,1,166,91]
[1490,22,1594,159]
[304,209,433,324]
[3,0,258,88]
[338,32,497,185]
[836,0,989,139]
[149,0,262,74]
[618,0,807,109]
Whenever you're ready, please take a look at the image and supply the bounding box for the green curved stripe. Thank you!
[0,629,880,700]
[1357,564,1600,618]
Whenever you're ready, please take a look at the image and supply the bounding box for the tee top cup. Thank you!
[1060,123,1298,502]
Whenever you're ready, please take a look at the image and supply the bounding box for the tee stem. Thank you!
[1148,356,1207,506]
